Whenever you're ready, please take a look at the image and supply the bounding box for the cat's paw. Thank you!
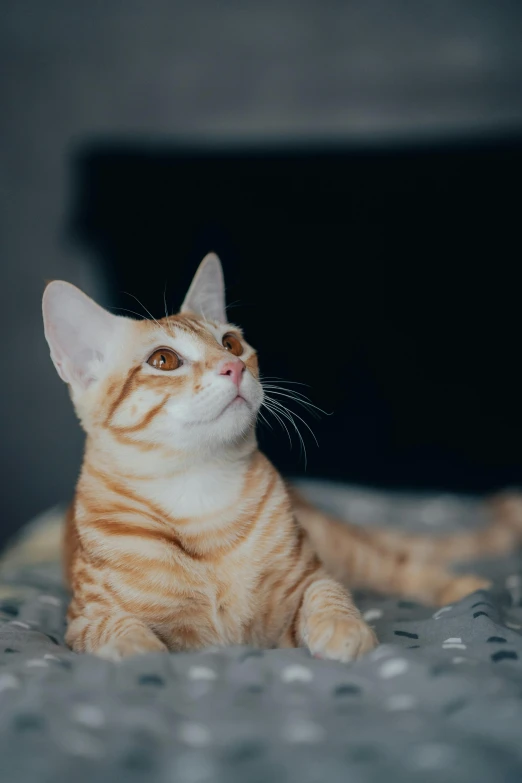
[306,615,378,663]
[95,631,168,662]
[434,575,492,606]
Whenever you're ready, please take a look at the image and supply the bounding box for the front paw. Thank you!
[95,631,167,662]
[306,615,377,663]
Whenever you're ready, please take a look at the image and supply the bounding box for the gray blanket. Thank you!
[1,480,522,783]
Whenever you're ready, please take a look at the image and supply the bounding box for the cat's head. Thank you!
[42,254,263,453]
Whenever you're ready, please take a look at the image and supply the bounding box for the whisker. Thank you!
[261,385,314,403]
[261,383,325,408]
[163,283,175,338]
[225,299,244,311]
[163,284,169,319]
[257,410,274,431]
[259,373,325,469]
[109,306,148,320]
[261,402,293,448]
[265,401,308,468]
[122,291,171,339]
[259,375,310,388]
[261,385,331,417]
[264,395,319,448]
[262,399,309,467]
[263,391,323,420]
[264,404,293,447]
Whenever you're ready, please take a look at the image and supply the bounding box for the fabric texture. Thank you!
[1,481,522,782]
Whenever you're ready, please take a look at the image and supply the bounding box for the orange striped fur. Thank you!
[42,253,522,662]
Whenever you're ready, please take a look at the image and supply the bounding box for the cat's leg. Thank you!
[290,492,490,605]
[389,564,491,606]
[66,607,167,661]
[292,485,519,571]
[292,577,377,663]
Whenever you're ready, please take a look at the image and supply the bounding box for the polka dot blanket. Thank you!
[1,480,522,783]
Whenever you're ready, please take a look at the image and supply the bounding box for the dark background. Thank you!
[71,137,522,492]
[2,2,522,547]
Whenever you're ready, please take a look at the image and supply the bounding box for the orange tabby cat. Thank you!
[42,254,521,661]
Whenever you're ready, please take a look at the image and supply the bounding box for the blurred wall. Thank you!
[1,1,522,543]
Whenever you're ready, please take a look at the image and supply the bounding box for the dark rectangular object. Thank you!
[69,135,522,493]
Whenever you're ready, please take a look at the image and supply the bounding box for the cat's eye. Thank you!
[146,348,182,371]
[222,333,243,356]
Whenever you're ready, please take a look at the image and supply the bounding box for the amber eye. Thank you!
[146,348,181,371]
[222,333,243,356]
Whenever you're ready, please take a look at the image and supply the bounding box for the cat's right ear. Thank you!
[42,281,119,390]
[181,253,226,323]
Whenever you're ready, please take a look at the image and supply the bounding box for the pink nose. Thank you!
[220,360,245,389]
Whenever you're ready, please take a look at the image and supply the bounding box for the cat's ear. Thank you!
[42,281,120,390]
[181,253,226,323]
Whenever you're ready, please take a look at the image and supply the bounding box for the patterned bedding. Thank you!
[1,480,522,783]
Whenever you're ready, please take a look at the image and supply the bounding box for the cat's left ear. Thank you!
[181,253,226,323]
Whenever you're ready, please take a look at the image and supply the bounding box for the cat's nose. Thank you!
[219,360,246,389]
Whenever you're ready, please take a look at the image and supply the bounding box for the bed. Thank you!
[1,480,521,783]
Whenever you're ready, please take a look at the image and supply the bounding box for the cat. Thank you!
[41,253,522,662]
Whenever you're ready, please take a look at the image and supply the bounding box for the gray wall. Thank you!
[1,1,522,542]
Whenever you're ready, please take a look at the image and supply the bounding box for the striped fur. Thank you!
[41,254,522,662]
[290,489,522,606]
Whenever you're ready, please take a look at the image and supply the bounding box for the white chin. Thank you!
[215,398,256,439]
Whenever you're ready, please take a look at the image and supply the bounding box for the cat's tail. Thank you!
[0,507,65,573]
[290,488,522,605]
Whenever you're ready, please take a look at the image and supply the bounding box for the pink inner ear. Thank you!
[181,253,227,323]
[43,281,118,389]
